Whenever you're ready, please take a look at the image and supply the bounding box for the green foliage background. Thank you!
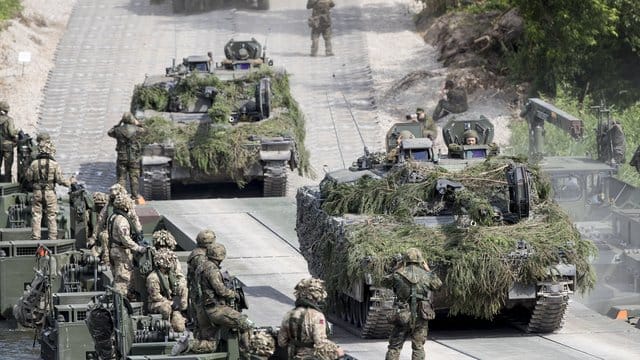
[0,0,21,23]
[508,88,640,186]
[416,0,640,107]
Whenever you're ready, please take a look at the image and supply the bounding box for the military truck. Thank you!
[132,39,301,200]
[296,116,593,338]
[171,0,270,13]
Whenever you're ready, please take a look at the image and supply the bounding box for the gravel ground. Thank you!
[0,0,77,133]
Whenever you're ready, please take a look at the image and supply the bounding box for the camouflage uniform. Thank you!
[0,101,18,182]
[416,108,438,140]
[95,184,143,262]
[25,140,74,240]
[108,194,145,296]
[107,112,146,199]
[187,229,217,339]
[278,278,342,360]
[384,248,442,360]
[307,0,335,56]
[146,249,187,332]
[181,243,253,355]
[598,121,626,165]
[87,192,110,263]
[630,145,640,174]
[432,80,468,121]
[152,230,188,312]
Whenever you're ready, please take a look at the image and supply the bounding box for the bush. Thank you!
[0,0,22,24]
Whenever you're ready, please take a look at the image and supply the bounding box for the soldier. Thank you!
[0,101,18,182]
[25,138,76,240]
[95,184,143,249]
[187,229,217,336]
[598,120,626,165]
[87,191,110,263]
[630,145,640,174]
[414,108,438,140]
[307,0,335,56]
[146,249,187,332]
[108,112,146,203]
[463,129,478,145]
[384,248,442,360]
[432,80,468,121]
[152,230,188,313]
[387,130,415,162]
[172,243,254,355]
[107,193,146,296]
[278,278,345,359]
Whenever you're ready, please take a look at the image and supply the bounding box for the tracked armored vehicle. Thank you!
[171,0,270,13]
[296,116,594,338]
[132,39,302,200]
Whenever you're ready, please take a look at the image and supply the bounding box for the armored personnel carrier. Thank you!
[171,0,270,13]
[297,116,595,338]
[131,39,304,200]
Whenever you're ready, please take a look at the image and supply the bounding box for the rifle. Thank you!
[222,270,248,311]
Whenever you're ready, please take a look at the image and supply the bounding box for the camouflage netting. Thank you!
[296,158,596,319]
[133,67,310,185]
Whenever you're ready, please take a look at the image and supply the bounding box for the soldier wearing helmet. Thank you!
[25,138,76,240]
[108,112,146,203]
[463,129,479,145]
[0,101,18,182]
[87,192,110,263]
[94,184,143,255]
[173,243,254,355]
[146,248,187,332]
[278,277,345,359]
[187,229,217,337]
[152,229,188,312]
[384,247,442,360]
[432,79,468,121]
[107,193,146,296]
[387,130,416,162]
[307,0,335,56]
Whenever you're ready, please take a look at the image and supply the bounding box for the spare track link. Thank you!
[361,288,395,339]
[525,295,568,333]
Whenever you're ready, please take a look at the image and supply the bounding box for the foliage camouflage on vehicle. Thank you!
[134,67,310,186]
[298,158,596,319]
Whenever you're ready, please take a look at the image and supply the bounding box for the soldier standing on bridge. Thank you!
[307,0,335,56]
[278,278,345,359]
[384,248,442,360]
[108,112,146,203]
[25,138,76,240]
[0,101,18,182]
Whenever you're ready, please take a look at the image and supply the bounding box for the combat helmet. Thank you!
[36,131,51,143]
[38,140,56,156]
[113,193,132,212]
[109,183,127,198]
[154,249,177,269]
[463,129,478,144]
[153,230,177,250]
[248,330,276,357]
[238,47,250,60]
[206,243,226,263]
[196,229,216,247]
[403,247,424,264]
[293,277,327,303]
[93,192,109,206]
[0,101,9,113]
[122,112,136,125]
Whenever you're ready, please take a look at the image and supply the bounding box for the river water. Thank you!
[0,322,40,359]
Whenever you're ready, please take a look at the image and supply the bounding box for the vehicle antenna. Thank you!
[326,92,347,169]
